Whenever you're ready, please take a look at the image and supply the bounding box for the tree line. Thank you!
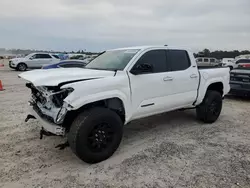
[194,49,250,59]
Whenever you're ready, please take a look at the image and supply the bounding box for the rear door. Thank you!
[164,49,199,108]
[37,54,54,67]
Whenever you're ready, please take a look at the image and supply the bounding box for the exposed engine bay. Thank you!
[26,83,73,125]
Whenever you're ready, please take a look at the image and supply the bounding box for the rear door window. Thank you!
[166,50,191,71]
[37,54,52,59]
[210,59,215,63]
[204,58,209,62]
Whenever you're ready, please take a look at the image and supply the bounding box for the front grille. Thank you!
[230,73,250,83]
[33,103,54,124]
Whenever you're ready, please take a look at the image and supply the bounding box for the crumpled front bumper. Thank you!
[28,105,66,136]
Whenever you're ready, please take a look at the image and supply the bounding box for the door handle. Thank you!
[190,74,198,78]
[163,76,173,81]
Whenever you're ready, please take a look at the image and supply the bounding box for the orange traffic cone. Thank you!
[0,80,4,91]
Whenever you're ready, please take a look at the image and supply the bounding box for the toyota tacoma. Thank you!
[19,46,230,163]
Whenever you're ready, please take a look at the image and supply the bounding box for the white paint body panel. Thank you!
[19,46,230,124]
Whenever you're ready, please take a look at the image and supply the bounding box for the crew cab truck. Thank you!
[19,46,230,164]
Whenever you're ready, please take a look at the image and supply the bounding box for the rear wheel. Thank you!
[68,107,123,164]
[17,63,27,71]
[196,90,222,123]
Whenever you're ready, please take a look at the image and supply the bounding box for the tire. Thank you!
[17,63,27,71]
[68,107,123,164]
[196,90,222,123]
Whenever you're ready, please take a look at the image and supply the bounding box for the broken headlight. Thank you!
[52,88,74,108]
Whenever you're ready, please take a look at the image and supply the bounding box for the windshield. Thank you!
[85,49,139,71]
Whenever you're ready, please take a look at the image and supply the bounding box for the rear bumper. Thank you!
[28,105,65,136]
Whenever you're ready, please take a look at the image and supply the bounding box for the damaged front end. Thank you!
[25,83,74,136]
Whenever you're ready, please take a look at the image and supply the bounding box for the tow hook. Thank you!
[40,128,54,139]
[25,114,36,122]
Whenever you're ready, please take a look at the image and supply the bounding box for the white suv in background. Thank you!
[221,58,236,70]
[9,53,60,71]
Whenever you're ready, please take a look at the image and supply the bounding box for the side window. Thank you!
[31,54,38,59]
[38,54,52,59]
[197,58,202,62]
[52,55,60,59]
[204,58,209,62]
[132,50,167,73]
[167,50,191,71]
[210,59,215,63]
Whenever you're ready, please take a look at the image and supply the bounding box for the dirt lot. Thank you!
[0,59,250,188]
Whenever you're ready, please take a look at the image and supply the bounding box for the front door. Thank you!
[128,49,174,120]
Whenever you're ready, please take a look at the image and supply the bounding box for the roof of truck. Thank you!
[109,45,188,51]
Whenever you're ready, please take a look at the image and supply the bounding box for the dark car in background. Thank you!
[42,60,87,69]
[230,67,250,96]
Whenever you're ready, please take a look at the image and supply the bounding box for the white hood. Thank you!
[19,68,115,86]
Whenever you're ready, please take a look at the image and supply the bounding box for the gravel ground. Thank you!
[0,59,250,188]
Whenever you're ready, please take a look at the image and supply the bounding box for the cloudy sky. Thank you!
[0,0,249,52]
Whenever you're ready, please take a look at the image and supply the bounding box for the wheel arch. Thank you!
[207,82,223,96]
[195,80,224,105]
[63,97,127,131]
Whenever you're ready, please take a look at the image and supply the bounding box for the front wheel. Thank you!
[196,90,222,123]
[17,63,27,71]
[68,107,123,164]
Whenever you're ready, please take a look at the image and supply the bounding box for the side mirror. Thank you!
[29,57,34,60]
[130,63,153,75]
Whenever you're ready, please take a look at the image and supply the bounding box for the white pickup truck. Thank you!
[19,46,230,163]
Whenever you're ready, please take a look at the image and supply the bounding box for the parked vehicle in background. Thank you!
[221,58,235,70]
[234,59,250,68]
[42,60,87,69]
[230,67,250,96]
[19,46,230,164]
[196,57,221,67]
[82,57,94,64]
[9,53,60,71]
[51,54,60,59]
[238,64,250,68]
[235,54,250,60]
